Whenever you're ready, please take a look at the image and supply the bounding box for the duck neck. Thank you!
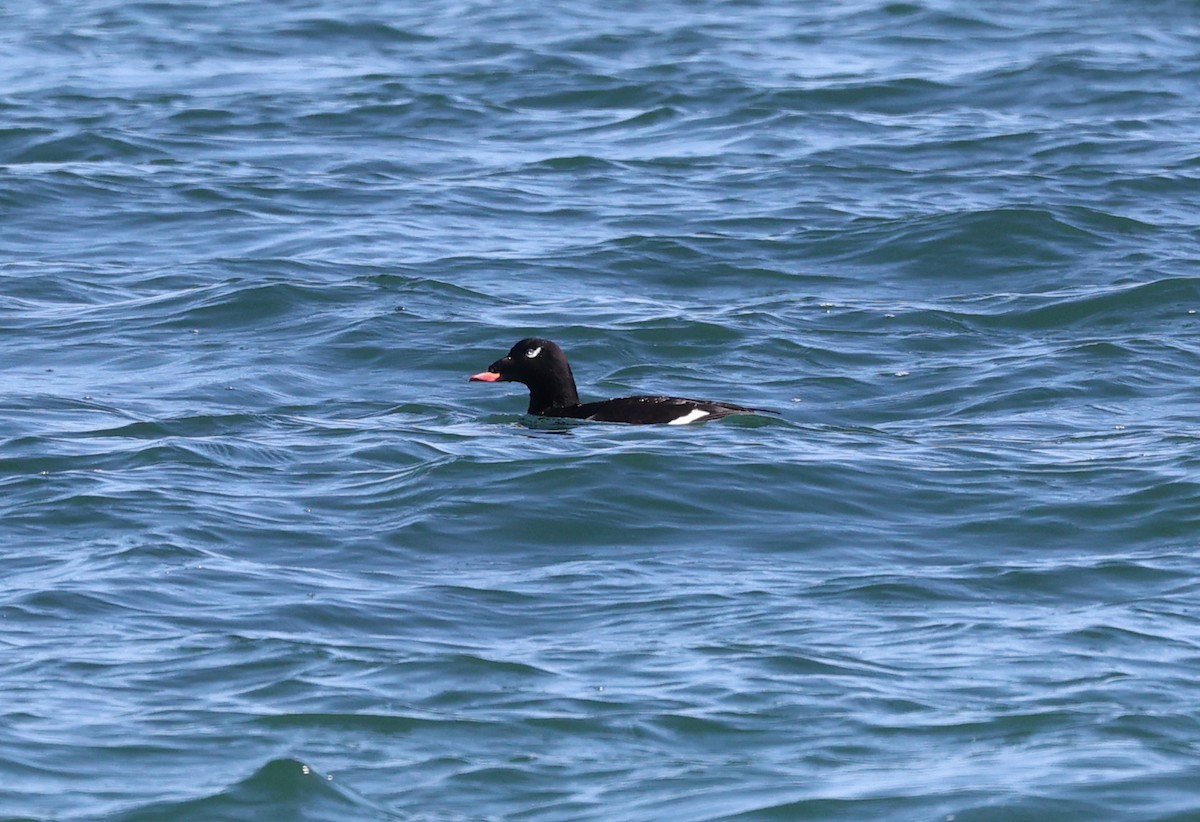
[527,365,580,415]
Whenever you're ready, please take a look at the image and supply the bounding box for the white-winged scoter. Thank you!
[469,338,771,425]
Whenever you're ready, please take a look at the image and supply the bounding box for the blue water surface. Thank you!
[3,1,1200,820]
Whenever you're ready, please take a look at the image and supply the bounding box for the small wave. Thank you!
[975,277,1200,332]
[278,19,434,44]
[6,129,168,165]
[807,206,1113,277]
[106,758,394,822]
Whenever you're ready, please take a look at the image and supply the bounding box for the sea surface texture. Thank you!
[3,1,1200,820]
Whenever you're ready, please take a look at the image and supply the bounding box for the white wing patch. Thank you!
[525,346,542,359]
[667,408,710,425]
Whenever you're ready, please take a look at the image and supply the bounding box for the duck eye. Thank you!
[525,346,542,359]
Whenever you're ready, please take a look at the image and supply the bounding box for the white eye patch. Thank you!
[525,346,542,359]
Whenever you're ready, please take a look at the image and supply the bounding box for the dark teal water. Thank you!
[4,1,1200,820]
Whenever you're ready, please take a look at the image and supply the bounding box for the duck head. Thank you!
[470,337,581,414]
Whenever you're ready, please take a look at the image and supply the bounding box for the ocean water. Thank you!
[3,0,1200,819]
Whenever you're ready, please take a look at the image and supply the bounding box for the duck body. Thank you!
[469,337,769,425]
